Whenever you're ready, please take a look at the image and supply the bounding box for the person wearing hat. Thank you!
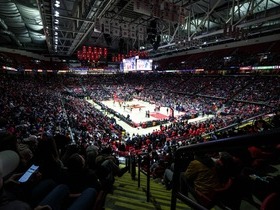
[0,150,20,179]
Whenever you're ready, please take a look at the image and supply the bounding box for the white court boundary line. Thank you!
[86,98,214,136]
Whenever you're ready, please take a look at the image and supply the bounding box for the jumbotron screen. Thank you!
[136,59,153,71]
[123,57,136,72]
[122,57,153,72]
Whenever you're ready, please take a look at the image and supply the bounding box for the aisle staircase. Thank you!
[104,170,190,210]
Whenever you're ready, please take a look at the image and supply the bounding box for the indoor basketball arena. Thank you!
[0,0,280,210]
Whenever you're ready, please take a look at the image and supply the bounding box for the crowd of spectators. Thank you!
[234,76,280,103]
[198,76,252,99]
[158,115,280,209]
[1,73,280,209]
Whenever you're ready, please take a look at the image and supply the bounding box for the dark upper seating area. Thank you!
[157,41,280,71]
[1,40,279,73]
[0,52,69,70]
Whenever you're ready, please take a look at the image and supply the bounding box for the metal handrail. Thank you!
[171,128,280,210]
[136,152,151,202]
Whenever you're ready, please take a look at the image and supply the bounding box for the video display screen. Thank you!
[123,57,136,72]
[122,57,153,72]
[136,59,153,71]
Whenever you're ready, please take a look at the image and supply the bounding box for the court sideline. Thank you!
[86,98,214,137]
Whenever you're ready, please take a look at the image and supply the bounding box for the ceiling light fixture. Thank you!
[54,11,60,17]
[54,0,60,8]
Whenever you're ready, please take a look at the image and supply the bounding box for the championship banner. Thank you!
[161,9,171,21]
[130,31,136,39]
[112,28,120,36]
[151,0,163,6]
[138,33,144,41]
[130,23,137,39]
[134,0,141,10]
[133,0,187,23]
[122,29,129,38]
[130,24,136,32]
[161,1,170,11]
[103,18,110,34]
[152,7,161,18]
[138,25,144,34]
[121,23,129,38]
[112,20,120,36]
[133,0,151,16]
[104,26,110,34]
[112,20,119,29]
[121,23,128,30]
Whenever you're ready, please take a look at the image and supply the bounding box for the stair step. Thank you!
[105,167,190,210]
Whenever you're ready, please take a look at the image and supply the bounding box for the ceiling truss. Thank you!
[0,0,279,59]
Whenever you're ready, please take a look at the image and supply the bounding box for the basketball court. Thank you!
[86,98,214,136]
[103,98,185,124]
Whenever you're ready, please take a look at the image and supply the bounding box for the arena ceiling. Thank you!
[0,0,280,59]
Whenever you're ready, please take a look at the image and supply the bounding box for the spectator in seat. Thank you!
[151,159,166,180]
[180,152,222,201]
[271,109,280,128]
[64,153,101,195]
[163,163,175,190]
[33,134,65,183]
[94,146,128,191]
